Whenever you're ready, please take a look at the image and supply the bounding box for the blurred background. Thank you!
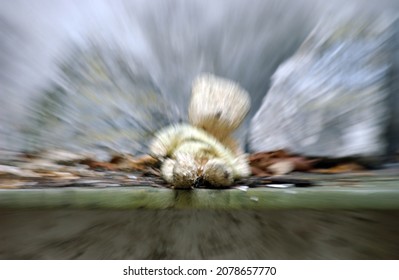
[1,0,399,159]
[1,0,399,260]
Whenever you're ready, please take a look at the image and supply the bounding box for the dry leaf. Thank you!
[249,149,368,176]
[80,154,159,172]
[249,150,315,176]
[79,159,117,170]
[289,157,317,171]
[0,179,38,189]
[267,160,295,175]
[39,171,80,180]
[0,165,41,178]
[121,155,158,170]
[250,166,271,176]
[312,163,364,174]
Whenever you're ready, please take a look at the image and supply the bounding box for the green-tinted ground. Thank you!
[1,170,398,210]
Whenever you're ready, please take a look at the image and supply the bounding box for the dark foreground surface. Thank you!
[0,170,399,259]
[1,209,399,259]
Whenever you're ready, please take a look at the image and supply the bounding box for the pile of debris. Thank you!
[0,149,368,190]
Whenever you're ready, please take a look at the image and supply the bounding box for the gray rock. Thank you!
[21,46,179,157]
[249,15,398,158]
[0,0,317,156]
[3,1,399,159]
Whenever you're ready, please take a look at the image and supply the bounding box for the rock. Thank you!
[21,45,179,157]
[1,0,317,156]
[387,19,399,157]
[249,15,398,158]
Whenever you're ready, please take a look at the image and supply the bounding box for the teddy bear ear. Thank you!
[189,73,251,139]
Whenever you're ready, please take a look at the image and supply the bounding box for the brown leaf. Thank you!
[123,155,159,170]
[290,157,318,172]
[0,179,38,189]
[267,160,295,175]
[311,163,364,174]
[249,150,316,176]
[38,171,80,180]
[109,154,126,164]
[79,159,117,170]
[109,155,159,171]
[80,154,159,172]
[250,166,272,176]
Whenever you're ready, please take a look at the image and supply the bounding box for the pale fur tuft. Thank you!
[189,73,251,140]
[150,74,251,188]
[150,124,250,188]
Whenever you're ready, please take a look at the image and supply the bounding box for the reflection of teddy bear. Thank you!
[149,74,251,188]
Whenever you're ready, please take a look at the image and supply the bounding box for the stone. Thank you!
[1,0,317,156]
[249,15,398,158]
[21,45,178,157]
